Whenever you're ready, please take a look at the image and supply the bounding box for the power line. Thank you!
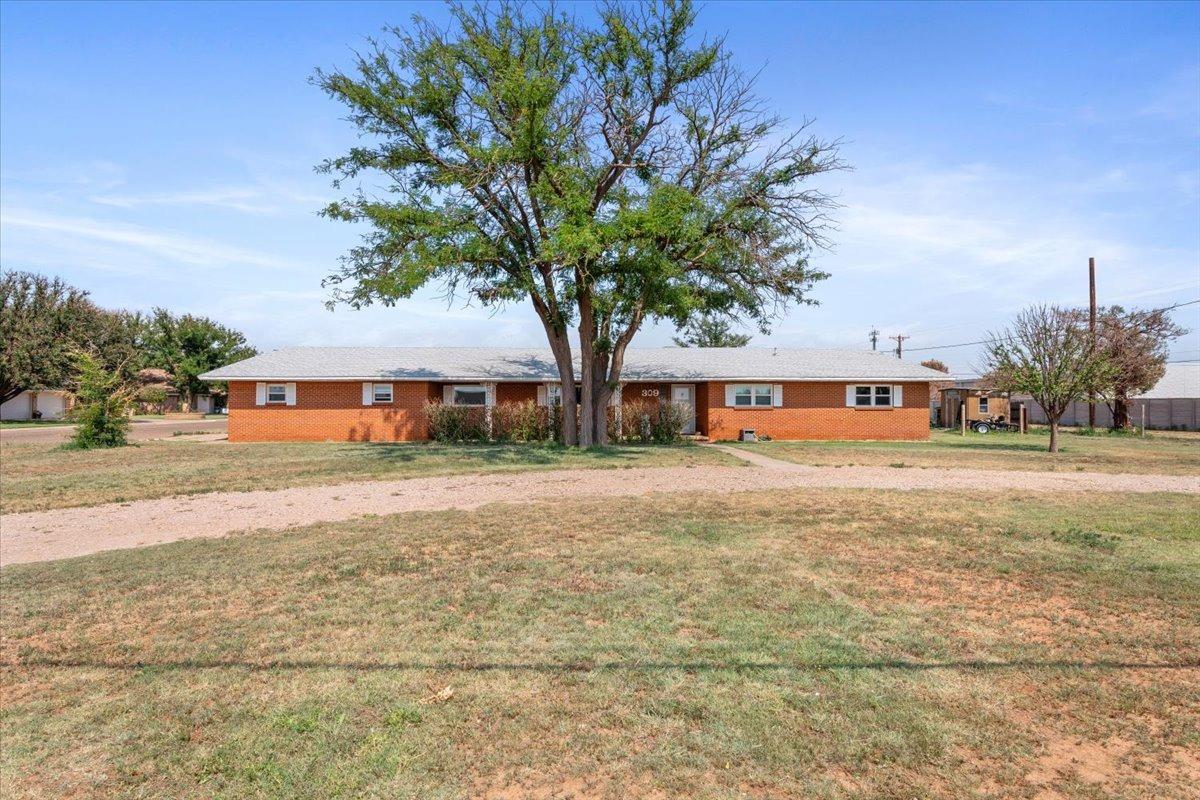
[904,298,1200,354]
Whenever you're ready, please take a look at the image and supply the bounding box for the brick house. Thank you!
[200,347,948,443]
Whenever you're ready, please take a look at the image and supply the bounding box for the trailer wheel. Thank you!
[973,422,992,434]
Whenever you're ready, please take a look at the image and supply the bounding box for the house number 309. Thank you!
[641,389,659,397]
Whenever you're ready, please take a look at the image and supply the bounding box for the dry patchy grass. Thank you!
[2,490,1197,798]
[0,439,738,514]
[737,428,1200,475]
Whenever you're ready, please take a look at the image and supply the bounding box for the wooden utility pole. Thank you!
[1088,257,1097,428]
[890,334,909,359]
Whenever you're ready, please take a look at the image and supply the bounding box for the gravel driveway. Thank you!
[3,447,1197,566]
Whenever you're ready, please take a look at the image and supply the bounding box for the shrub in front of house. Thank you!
[490,400,551,442]
[425,399,688,445]
[424,402,488,442]
[620,400,688,444]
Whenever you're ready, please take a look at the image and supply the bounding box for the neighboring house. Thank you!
[135,368,215,414]
[1019,363,1200,431]
[200,347,949,443]
[0,389,73,421]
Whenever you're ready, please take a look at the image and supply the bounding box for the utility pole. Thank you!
[890,334,909,359]
[869,328,879,351]
[1088,257,1097,429]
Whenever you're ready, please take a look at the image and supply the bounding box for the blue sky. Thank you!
[2,0,1198,374]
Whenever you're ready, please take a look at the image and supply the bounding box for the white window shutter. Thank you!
[892,385,903,407]
[255,382,266,406]
[773,384,783,407]
[362,382,373,406]
[725,384,736,407]
[537,385,547,406]
[845,385,856,407]
[285,383,297,406]
[443,385,454,404]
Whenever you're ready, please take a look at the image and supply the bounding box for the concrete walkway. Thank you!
[3,459,1197,566]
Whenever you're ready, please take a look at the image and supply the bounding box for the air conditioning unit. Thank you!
[740,429,757,442]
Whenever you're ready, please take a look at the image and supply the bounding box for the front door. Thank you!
[672,384,696,434]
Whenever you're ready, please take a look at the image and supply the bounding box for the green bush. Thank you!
[136,385,169,414]
[619,400,687,444]
[651,401,689,444]
[490,400,551,442]
[425,398,689,445]
[424,402,488,442]
[66,350,132,449]
[620,399,656,443]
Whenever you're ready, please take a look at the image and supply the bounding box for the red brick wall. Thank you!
[227,381,431,442]
[227,379,931,442]
[496,383,539,404]
[705,381,930,441]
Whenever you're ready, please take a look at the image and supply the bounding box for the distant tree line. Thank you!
[1,270,256,412]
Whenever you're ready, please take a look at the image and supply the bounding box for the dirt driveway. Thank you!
[3,447,1196,566]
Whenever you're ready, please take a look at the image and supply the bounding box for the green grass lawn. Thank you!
[733,427,1200,475]
[2,490,1196,799]
[0,439,740,514]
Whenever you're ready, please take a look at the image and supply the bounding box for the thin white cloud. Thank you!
[1,208,294,271]
[90,186,279,215]
[88,182,328,216]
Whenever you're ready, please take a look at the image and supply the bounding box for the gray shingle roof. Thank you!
[201,347,950,382]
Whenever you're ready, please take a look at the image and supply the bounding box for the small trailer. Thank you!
[938,387,1022,433]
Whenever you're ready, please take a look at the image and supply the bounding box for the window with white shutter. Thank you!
[848,385,896,407]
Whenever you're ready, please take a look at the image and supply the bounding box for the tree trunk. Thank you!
[536,316,577,446]
[590,357,609,448]
[1048,419,1060,453]
[577,288,597,448]
[1112,395,1130,429]
[551,341,578,447]
[0,385,23,406]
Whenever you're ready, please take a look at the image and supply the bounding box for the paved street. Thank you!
[0,418,228,444]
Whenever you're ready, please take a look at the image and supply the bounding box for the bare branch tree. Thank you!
[983,305,1111,452]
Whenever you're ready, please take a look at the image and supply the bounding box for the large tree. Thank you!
[144,309,257,411]
[315,0,840,445]
[0,271,140,404]
[672,313,751,347]
[983,305,1111,453]
[1095,305,1186,429]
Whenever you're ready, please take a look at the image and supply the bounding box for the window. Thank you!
[733,385,774,407]
[266,384,287,404]
[853,385,893,407]
[373,383,393,404]
[453,385,487,406]
[546,384,562,406]
[978,396,989,414]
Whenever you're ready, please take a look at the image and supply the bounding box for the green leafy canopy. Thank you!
[314,0,843,444]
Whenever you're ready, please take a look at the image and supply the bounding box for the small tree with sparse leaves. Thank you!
[983,305,1111,453]
[66,350,133,449]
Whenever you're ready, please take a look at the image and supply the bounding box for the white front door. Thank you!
[672,384,696,434]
